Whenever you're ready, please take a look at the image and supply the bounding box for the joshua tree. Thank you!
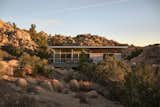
[29,24,36,33]
[12,22,17,30]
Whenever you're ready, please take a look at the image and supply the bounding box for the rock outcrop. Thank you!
[131,44,160,65]
[48,34,125,46]
[0,59,18,76]
[0,19,37,50]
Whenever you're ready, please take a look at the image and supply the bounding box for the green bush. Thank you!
[126,48,142,60]
[29,24,50,59]
[78,62,97,81]
[16,53,53,77]
[77,55,160,107]
[0,49,13,60]
[95,56,131,84]
[2,45,23,57]
[123,64,160,107]
[78,56,131,84]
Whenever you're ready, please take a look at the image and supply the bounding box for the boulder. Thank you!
[0,60,18,76]
[39,80,53,92]
[0,61,8,76]
[86,90,98,98]
[79,81,93,91]
[16,30,31,41]
[51,79,64,92]
[1,75,17,82]
[16,78,28,88]
[69,79,79,91]
[23,65,33,75]
[8,59,18,67]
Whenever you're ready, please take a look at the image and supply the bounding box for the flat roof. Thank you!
[48,46,128,49]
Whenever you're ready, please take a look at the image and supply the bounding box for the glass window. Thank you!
[66,54,71,58]
[73,54,78,58]
[55,49,60,54]
[61,49,71,52]
[61,54,65,58]
[55,54,60,58]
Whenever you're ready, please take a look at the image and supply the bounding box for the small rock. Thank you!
[79,81,93,91]
[86,90,98,98]
[75,92,89,104]
[27,85,46,94]
[51,79,64,92]
[97,87,110,98]
[1,75,9,80]
[69,79,79,91]
[16,78,28,88]
[62,88,70,94]
[1,75,17,82]
[26,77,37,85]
[39,80,53,92]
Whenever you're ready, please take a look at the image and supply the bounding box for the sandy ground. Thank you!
[31,89,123,107]
[0,77,123,107]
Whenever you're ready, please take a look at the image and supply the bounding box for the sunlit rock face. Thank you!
[48,33,124,46]
[0,60,18,76]
[131,44,160,65]
[0,19,37,50]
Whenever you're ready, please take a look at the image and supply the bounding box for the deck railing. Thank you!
[49,58,79,64]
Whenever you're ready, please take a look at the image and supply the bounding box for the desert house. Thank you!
[48,45,128,67]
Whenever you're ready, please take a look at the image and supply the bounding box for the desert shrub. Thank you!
[95,56,131,84]
[12,22,17,30]
[77,52,97,80]
[15,53,53,77]
[78,62,97,81]
[126,48,142,60]
[0,49,13,60]
[29,24,50,59]
[35,47,52,59]
[63,71,85,82]
[123,64,160,107]
[42,65,54,78]
[77,55,160,107]
[0,49,8,58]
[2,45,23,57]
[79,52,90,63]
[79,56,131,83]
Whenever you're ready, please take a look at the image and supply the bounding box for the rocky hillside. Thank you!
[130,44,160,65]
[0,19,37,50]
[48,34,126,46]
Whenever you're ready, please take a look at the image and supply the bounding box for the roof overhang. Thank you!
[48,46,128,49]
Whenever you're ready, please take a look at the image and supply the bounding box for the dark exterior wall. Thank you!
[88,48,122,53]
[53,48,123,53]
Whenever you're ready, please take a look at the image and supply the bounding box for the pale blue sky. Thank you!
[0,0,160,46]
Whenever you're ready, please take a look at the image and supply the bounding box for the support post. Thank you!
[78,53,79,62]
[53,50,55,63]
[60,49,61,64]
[71,49,73,62]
